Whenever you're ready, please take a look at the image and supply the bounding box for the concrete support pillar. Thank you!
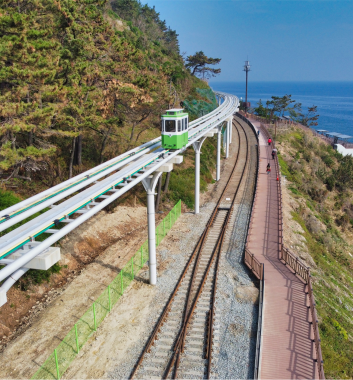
[229,117,233,143]
[226,120,230,159]
[216,126,222,181]
[193,137,207,214]
[142,172,162,285]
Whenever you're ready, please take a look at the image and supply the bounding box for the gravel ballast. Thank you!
[212,132,259,379]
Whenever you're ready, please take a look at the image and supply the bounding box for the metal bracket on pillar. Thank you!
[142,172,162,286]
[192,136,207,215]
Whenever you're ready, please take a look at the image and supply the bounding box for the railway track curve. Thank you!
[130,118,258,379]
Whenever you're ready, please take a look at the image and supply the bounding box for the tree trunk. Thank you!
[155,175,162,212]
[74,134,82,165]
[28,131,33,146]
[69,137,76,179]
[129,123,136,142]
[164,172,171,193]
[99,128,111,164]
[27,91,33,146]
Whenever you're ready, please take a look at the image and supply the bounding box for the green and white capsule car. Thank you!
[161,109,189,150]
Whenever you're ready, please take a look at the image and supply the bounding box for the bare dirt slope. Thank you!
[62,129,240,380]
[0,206,150,379]
[0,127,239,379]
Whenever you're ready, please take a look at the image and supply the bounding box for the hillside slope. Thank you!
[274,124,353,378]
[0,0,215,196]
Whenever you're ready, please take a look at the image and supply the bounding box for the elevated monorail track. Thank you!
[0,92,239,289]
[130,120,256,379]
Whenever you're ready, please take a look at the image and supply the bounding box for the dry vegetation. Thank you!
[273,124,353,378]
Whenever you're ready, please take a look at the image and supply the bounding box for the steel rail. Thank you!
[129,122,243,380]
[0,93,239,283]
[171,121,250,379]
[0,95,230,232]
[130,120,251,379]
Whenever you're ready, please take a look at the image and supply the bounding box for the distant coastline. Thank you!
[211,81,353,141]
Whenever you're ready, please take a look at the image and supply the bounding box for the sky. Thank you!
[141,0,353,82]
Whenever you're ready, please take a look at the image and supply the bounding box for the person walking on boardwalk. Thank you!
[257,130,260,137]
[266,163,271,174]
[272,149,276,159]
[268,137,272,145]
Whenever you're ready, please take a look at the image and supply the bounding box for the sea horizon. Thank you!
[210,80,353,141]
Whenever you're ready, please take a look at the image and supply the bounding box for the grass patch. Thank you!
[288,186,301,196]
[18,263,62,291]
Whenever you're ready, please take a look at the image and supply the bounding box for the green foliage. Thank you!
[289,186,301,196]
[0,0,210,185]
[168,137,217,208]
[183,88,217,120]
[0,189,22,210]
[254,99,267,118]
[18,263,62,291]
[185,51,221,79]
[265,94,301,122]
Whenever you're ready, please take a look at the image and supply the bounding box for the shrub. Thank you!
[0,189,21,211]
[18,263,62,291]
[305,214,322,235]
[325,175,336,191]
[330,318,348,340]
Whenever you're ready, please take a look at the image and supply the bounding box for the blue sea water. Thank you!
[211,81,353,141]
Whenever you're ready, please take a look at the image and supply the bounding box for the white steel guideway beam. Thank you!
[0,92,239,289]
[0,93,231,232]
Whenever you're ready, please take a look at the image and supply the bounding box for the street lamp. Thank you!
[243,60,251,112]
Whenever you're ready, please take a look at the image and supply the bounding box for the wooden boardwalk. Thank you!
[237,116,318,379]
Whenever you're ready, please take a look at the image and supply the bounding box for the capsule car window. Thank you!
[165,120,176,133]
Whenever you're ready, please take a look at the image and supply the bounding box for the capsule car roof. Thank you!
[162,109,188,117]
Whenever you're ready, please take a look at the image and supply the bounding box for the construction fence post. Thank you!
[93,302,97,331]
[108,285,111,312]
[75,324,79,353]
[140,246,143,268]
[54,349,60,380]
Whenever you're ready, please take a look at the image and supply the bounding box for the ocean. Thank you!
[211,81,353,141]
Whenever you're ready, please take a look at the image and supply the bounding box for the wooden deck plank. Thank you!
[236,116,318,379]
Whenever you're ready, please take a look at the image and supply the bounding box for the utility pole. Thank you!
[243,60,251,113]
